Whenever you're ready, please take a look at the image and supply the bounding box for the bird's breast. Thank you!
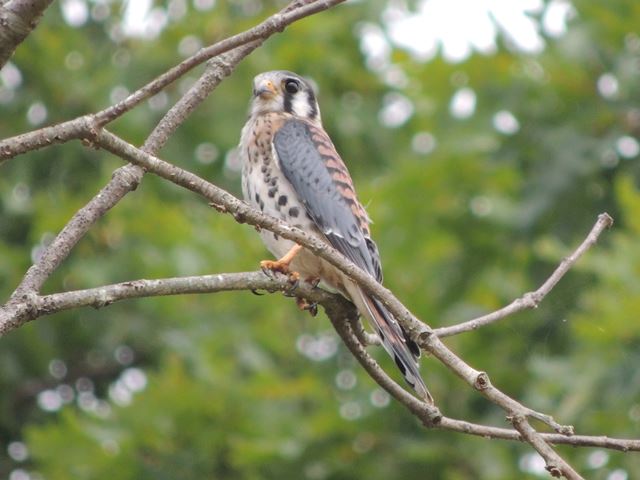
[240,114,320,262]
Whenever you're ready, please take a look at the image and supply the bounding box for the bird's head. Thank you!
[249,70,321,123]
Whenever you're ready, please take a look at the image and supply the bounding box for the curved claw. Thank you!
[283,271,300,296]
[260,264,276,279]
[251,289,265,296]
[307,302,318,317]
[296,297,318,317]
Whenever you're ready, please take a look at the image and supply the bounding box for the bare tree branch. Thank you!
[20,271,345,322]
[93,129,432,346]
[3,267,640,456]
[76,128,623,477]
[0,0,634,475]
[434,213,614,338]
[511,414,582,479]
[0,0,53,68]
[142,44,260,152]
[437,417,640,451]
[1,0,344,328]
[0,0,346,162]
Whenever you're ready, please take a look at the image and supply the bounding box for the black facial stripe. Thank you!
[283,91,293,114]
[307,90,317,119]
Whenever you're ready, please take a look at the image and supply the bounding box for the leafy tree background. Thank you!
[1,0,639,478]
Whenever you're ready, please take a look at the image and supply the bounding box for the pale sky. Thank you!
[57,0,576,63]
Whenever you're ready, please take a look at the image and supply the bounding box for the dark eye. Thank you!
[284,79,300,94]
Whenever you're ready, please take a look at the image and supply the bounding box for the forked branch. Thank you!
[0,0,633,477]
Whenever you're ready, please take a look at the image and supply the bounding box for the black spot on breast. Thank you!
[268,186,278,198]
[273,233,279,241]
[255,193,261,204]
[261,165,268,173]
[288,206,299,218]
[269,177,278,186]
[278,195,288,206]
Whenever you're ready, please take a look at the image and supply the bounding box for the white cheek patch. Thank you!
[292,93,313,119]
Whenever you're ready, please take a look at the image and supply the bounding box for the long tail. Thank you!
[346,283,433,403]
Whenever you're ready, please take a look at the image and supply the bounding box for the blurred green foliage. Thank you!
[1,0,640,478]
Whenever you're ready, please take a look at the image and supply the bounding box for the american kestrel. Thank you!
[238,70,432,403]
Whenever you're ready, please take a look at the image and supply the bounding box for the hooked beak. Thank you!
[253,79,278,99]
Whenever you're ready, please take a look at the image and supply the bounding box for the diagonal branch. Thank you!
[0,0,346,162]
[142,44,259,152]
[434,213,614,338]
[94,129,430,343]
[0,0,54,68]
[93,0,345,127]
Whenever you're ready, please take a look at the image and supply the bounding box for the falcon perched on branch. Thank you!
[238,70,432,403]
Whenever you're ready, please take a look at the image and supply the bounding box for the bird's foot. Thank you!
[259,244,302,282]
[261,259,300,294]
[284,271,300,295]
[260,258,293,276]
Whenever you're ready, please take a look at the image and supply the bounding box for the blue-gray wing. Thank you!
[273,118,428,399]
[273,119,382,282]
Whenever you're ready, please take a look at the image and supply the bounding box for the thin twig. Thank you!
[326,306,443,424]
[434,213,614,338]
[511,415,583,479]
[437,417,640,451]
[348,315,381,347]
